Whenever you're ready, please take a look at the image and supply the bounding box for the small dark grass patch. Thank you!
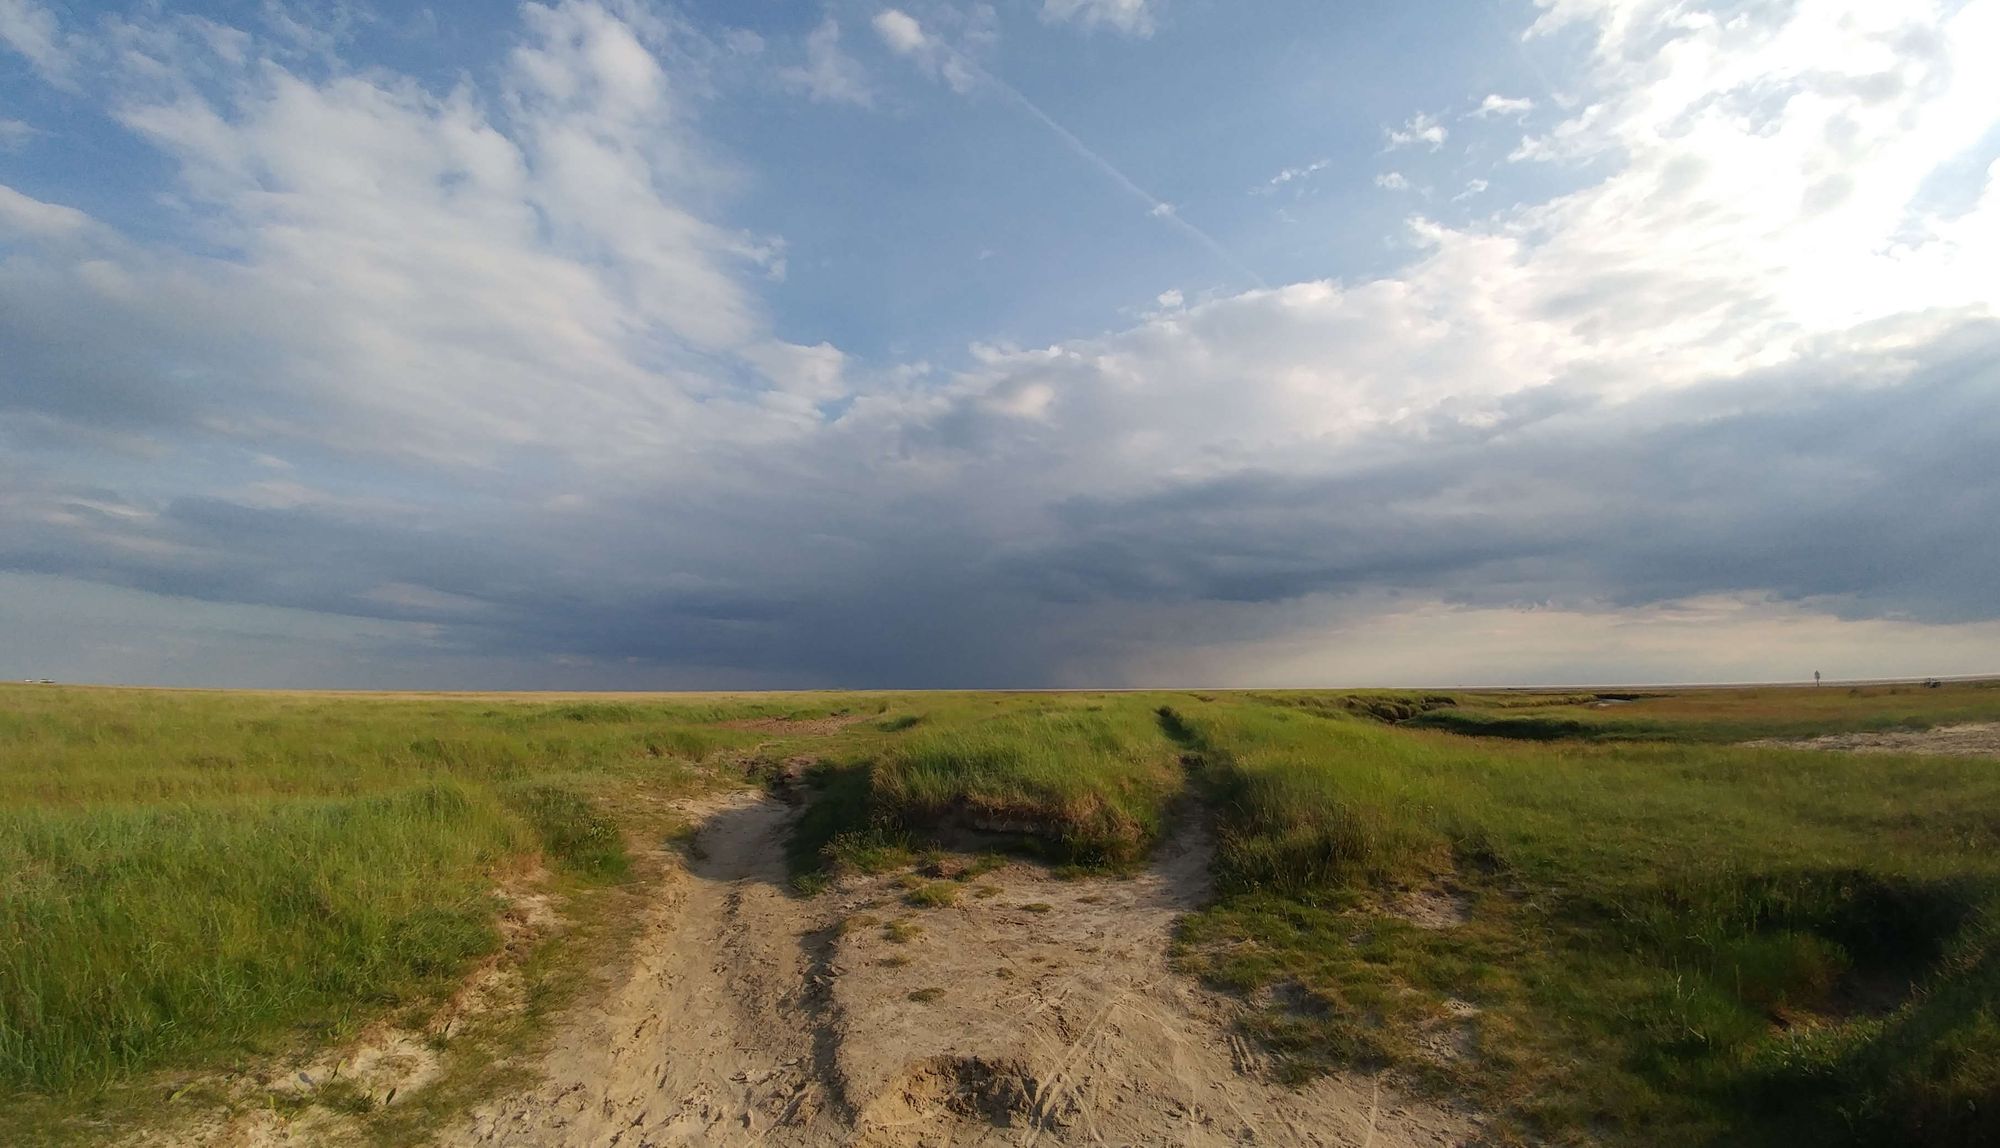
[1402,711,1607,741]
[785,760,916,884]
[957,853,1008,881]
[876,714,922,733]
[834,833,918,874]
[553,703,641,723]
[908,987,945,1003]
[663,823,705,862]
[643,728,716,760]
[503,784,629,881]
[883,920,923,944]
[907,882,959,908]
[1257,692,1459,725]
[1020,903,1053,915]
[313,1079,376,1116]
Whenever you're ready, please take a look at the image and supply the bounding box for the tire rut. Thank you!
[447,797,1478,1147]
[443,791,849,1147]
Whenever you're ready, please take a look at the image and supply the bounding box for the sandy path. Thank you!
[1748,722,2000,757]
[830,820,1474,1147]
[445,795,1475,1147]
[446,791,846,1146]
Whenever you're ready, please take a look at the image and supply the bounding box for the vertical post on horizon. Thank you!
[1814,671,1821,687]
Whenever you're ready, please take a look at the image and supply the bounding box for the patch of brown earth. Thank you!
[1388,887,1472,931]
[444,791,848,1146]
[1747,722,2000,757]
[441,795,1479,1146]
[830,821,1480,1147]
[1413,1001,1482,1068]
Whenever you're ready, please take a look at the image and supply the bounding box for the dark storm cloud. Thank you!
[1008,321,2000,624]
[2,0,1996,687]
[3,319,1993,687]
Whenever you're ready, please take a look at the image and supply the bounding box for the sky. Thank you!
[1,0,1996,689]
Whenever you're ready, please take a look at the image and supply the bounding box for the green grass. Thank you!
[6,680,2000,1146]
[2,782,514,1094]
[865,696,1186,865]
[0,684,885,1139]
[782,694,1188,886]
[1167,686,2000,1145]
[905,881,960,908]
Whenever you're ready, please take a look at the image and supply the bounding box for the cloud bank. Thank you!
[0,0,1996,687]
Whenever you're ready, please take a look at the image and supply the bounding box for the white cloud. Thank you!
[1003,1,1994,438]
[0,184,93,237]
[870,7,980,92]
[1471,93,1534,118]
[1040,0,1153,37]
[1385,111,1447,150]
[1,1,814,466]
[742,339,850,403]
[872,9,927,55]
[779,16,873,107]
[0,117,36,149]
[1374,171,1408,190]
[0,0,76,86]
[4,0,1998,686]
[1451,177,1489,201]
[1256,157,1330,194]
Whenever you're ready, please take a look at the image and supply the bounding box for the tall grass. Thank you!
[1168,690,2000,1145]
[868,698,1185,864]
[0,685,877,1104]
[1,783,516,1091]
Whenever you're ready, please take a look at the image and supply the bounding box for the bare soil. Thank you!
[444,793,1479,1147]
[445,791,848,1145]
[1748,722,2000,757]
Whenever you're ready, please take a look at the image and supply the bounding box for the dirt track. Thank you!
[446,793,846,1145]
[445,793,1474,1147]
[1747,722,2000,757]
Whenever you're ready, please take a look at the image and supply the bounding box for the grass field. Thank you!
[0,687,887,1140]
[3,680,1998,1144]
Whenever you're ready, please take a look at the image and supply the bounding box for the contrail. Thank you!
[878,10,1263,287]
[979,74,1268,289]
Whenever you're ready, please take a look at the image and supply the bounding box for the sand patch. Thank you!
[442,795,1480,1146]
[1748,722,2000,757]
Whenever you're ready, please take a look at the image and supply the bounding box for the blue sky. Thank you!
[2,0,1997,688]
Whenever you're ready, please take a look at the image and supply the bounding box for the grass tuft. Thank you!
[906,882,960,908]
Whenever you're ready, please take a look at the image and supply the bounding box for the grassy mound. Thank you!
[1167,693,2000,1145]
